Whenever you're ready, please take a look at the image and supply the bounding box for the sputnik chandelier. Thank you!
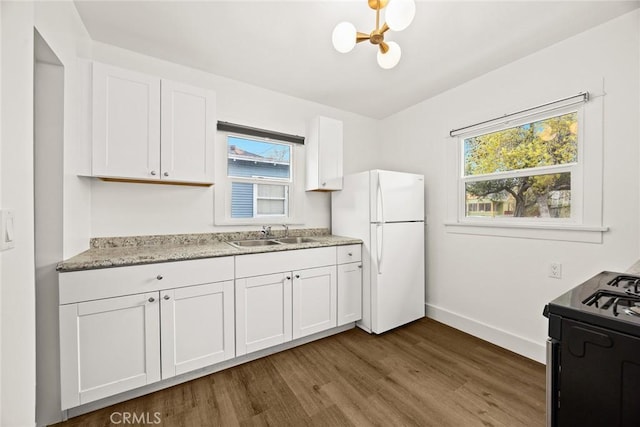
[332,0,416,69]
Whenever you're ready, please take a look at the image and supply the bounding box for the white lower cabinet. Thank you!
[235,265,338,355]
[336,244,363,326]
[235,273,292,356]
[337,262,363,325]
[59,257,235,409]
[160,281,235,379]
[234,247,340,356]
[59,244,362,410]
[59,292,161,409]
[292,266,337,339]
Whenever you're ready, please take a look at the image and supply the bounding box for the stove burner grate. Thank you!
[607,275,640,293]
[583,289,640,317]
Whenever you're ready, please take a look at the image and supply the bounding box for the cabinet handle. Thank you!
[148,297,155,303]
[163,172,169,177]
[163,295,170,300]
[156,275,163,280]
[150,170,157,176]
[295,274,300,279]
[348,252,353,256]
[322,182,327,186]
[358,264,363,269]
[286,276,291,280]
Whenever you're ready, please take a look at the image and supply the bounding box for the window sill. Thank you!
[444,221,608,243]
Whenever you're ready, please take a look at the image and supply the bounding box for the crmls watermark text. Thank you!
[110,412,162,425]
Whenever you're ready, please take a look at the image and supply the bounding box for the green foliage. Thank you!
[464,112,577,217]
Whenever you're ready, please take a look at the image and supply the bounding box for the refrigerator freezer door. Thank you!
[370,170,424,223]
[369,221,425,333]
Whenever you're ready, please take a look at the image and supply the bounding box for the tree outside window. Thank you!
[463,112,577,219]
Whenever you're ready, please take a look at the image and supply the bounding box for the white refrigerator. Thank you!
[332,169,425,334]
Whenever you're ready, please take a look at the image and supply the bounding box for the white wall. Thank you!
[34,1,93,260]
[88,42,380,237]
[377,11,640,362]
[0,3,4,423]
[32,2,93,425]
[34,56,64,427]
[1,2,36,426]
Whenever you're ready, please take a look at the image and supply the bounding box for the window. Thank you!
[461,111,579,221]
[227,136,291,218]
[446,90,606,243]
[215,130,303,225]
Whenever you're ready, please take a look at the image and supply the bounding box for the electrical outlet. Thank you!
[549,263,562,279]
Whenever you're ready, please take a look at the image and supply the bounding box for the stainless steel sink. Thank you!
[227,239,283,248]
[276,236,318,244]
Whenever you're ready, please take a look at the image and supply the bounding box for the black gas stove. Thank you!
[544,271,640,427]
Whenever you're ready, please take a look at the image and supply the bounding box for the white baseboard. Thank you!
[426,303,546,364]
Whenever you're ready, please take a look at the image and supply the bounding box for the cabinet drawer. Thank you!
[337,244,362,264]
[235,247,336,278]
[60,257,234,304]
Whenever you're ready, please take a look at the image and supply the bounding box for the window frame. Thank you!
[214,131,304,226]
[458,106,584,225]
[444,92,607,243]
[252,183,289,218]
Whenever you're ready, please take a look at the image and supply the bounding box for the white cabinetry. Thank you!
[58,243,362,410]
[292,266,337,339]
[337,245,363,326]
[59,293,161,408]
[235,273,292,355]
[305,116,343,191]
[160,281,235,379]
[59,257,234,409]
[235,247,337,356]
[92,62,215,184]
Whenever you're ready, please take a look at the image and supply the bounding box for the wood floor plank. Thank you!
[51,318,545,426]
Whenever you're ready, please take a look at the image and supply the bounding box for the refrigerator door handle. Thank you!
[376,223,384,274]
[377,174,385,224]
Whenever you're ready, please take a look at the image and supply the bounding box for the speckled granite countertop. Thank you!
[57,228,362,272]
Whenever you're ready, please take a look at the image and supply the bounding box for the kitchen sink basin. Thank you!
[276,236,318,244]
[227,239,283,248]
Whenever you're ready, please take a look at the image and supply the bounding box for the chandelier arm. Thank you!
[356,32,371,43]
[379,41,389,54]
[375,0,381,30]
[379,23,390,34]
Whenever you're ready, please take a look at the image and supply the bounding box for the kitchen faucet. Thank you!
[261,225,272,239]
[282,224,289,237]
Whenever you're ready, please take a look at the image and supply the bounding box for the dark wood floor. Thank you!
[53,318,546,426]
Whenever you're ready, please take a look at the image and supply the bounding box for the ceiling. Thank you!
[73,0,639,119]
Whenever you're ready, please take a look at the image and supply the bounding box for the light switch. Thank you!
[0,209,15,251]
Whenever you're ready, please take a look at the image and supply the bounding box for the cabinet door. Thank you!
[59,293,160,409]
[292,266,337,339]
[306,116,343,191]
[160,80,215,183]
[337,262,363,326]
[160,281,235,379]
[317,117,343,190]
[92,63,161,179]
[235,273,292,356]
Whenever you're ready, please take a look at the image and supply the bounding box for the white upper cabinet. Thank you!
[305,116,343,191]
[92,63,161,180]
[160,80,215,183]
[91,62,215,184]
